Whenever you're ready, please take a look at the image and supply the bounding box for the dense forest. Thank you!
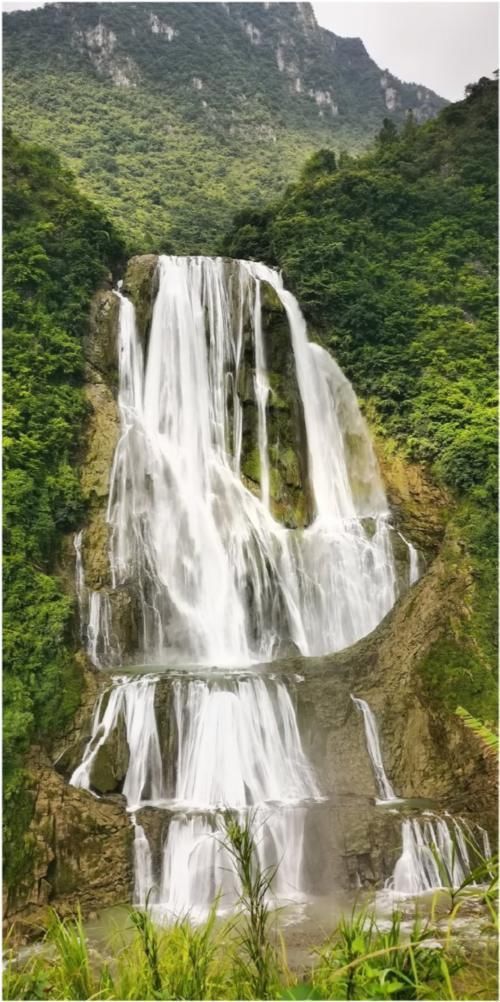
[3,129,124,885]
[3,2,445,252]
[225,77,498,721]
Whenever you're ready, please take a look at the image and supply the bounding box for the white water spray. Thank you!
[351,695,398,801]
[71,674,320,920]
[80,255,402,666]
[387,816,492,895]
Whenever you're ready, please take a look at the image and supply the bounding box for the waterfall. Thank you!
[79,255,402,666]
[252,279,271,510]
[71,255,423,921]
[71,674,319,920]
[132,816,156,908]
[73,532,120,668]
[398,531,420,586]
[351,695,398,802]
[71,676,165,808]
[387,816,492,895]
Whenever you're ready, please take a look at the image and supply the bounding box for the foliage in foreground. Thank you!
[2,127,124,887]
[225,77,498,722]
[455,707,499,759]
[4,818,498,1001]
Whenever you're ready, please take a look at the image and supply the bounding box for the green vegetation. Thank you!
[4,818,498,1000]
[3,128,124,886]
[455,707,499,759]
[225,77,498,720]
[3,2,444,253]
[222,813,281,999]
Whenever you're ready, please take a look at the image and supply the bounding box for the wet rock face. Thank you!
[289,546,497,837]
[259,286,312,526]
[84,289,120,386]
[375,444,449,558]
[5,753,133,941]
[122,254,159,349]
[302,799,404,892]
[90,710,130,795]
[79,288,121,594]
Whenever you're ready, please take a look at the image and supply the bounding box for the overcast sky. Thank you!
[3,1,498,102]
[313,2,498,100]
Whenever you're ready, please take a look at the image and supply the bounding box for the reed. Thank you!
[3,853,497,1000]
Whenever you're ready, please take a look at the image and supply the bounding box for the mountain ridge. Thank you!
[3,2,446,252]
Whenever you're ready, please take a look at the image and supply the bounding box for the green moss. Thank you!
[241,448,261,485]
[280,447,301,488]
[267,373,288,411]
[418,636,497,724]
[2,769,36,888]
[53,859,79,896]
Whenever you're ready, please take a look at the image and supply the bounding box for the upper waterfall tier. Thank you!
[80,255,407,667]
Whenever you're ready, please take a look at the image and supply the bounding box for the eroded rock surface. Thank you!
[5,752,132,941]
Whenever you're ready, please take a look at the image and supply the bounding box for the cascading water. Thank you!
[351,695,398,802]
[398,531,420,586]
[387,816,492,895]
[71,674,319,919]
[71,255,425,921]
[100,255,401,667]
[74,532,120,668]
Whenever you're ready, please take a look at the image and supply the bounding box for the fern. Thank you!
[456,706,499,757]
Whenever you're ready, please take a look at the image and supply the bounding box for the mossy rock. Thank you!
[51,857,79,897]
[122,255,159,348]
[268,372,289,410]
[82,511,111,590]
[89,715,129,794]
[242,447,261,485]
[80,382,119,503]
[276,446,301,488]
[375,436,449,557]
[260,282,283,314]
[84,290,120,384]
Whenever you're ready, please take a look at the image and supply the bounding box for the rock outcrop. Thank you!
[375,439,450,557]
[294,535,497,835]
[5,751,132,942]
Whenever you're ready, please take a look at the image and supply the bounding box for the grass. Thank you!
[3,819,498,1001]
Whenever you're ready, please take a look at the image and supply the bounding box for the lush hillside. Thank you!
[3,1,445,254]
[225,77,498,720]
[3,129,124,884]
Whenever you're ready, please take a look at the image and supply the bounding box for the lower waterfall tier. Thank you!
[68,670,492,924]
[133,806,310,922]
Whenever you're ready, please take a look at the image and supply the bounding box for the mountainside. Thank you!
[3,1,445,252]
[226,77,498,723]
